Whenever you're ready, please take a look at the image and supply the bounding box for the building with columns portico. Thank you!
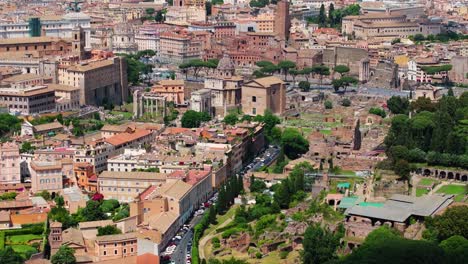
[133,90,167,119]
[204,53,243,117]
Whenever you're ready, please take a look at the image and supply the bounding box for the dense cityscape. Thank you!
[0,0,466,264]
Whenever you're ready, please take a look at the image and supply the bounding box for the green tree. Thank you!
[274,178,290,209]
[425,205,468,241]
[277,60,296,80]
[99,199,120,213]
[0,246,23,264]
[51,245,76,264]
[181,110,211,128]
[97,225,122,236]
[328,3,335,27]
[387,96,410,114]
[302,224,341,264]
[298,81,311,92]
[394,159,411,181]
[81,200,106,221]
[223,113,238,125]
[341,98,351,107]
[318,4,326,27]
[324,100,333,109]
[281,128,309,160]
[440,235,468,264]
[208,207,217,224]
[0,113,21,138]
[55,195,65,207]
[145,8,155,16]
[334,65,350,77]
[20,142,35,153]
[250,179,267,193]
[410,97,437,113]
[36,190,51,201]
[312,65,330,85]
[369,107,386,118]
[300,67,313,82]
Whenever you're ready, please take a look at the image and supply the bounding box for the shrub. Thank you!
[341,98,351,107]
[279,251,289,259]
[256,252,262,259]
[324,100,333,109]
[0,232,4,249]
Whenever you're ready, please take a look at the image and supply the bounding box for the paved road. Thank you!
[173,213,203,264]
[173,229,192,264]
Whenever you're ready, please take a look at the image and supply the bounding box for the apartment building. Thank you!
[74,162,97,193]
[159,30,202,64]
[58,57,128,106]
[94,233,137,262]
[75,128,154,173]
[98,171,167,202]
[0,142,21,184]
[30,161,63,194]
[49,84,81,112]
[0,86,55,115]
[135,23,172,53]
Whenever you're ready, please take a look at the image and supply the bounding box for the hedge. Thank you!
[0,231,5,249]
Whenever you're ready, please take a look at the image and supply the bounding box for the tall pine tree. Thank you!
[328,3,335,27]
[319,4,326,27]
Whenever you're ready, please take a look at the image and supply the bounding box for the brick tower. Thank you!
[275,0,291,41]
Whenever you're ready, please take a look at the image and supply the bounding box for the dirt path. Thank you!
[198,216,235,260]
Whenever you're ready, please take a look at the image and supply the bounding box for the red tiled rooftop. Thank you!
[186,170,211,185]
[105,129,152,146]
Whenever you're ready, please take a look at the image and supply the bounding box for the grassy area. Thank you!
[110,111,133,119]
[416,188,429,197]
[418,178,439,186]
[204,205,238,236]
[436,185,466,195]
[320,129,332,135]
[7,234,42,244]
[11,244,37,258]
[436,184,466,202]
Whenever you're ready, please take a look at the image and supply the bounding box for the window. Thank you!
[252,108,257,115]
[114,250,118,255]
[131,248,134,253]
[123,249,126,254]
[252,96,256,102]
[103,251,106,256]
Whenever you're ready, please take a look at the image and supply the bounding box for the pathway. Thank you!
[198,216,235,260]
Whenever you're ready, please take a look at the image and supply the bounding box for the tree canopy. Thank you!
[97,225,122,236]
[281,128,309,160]
[387,96,410,114]
[181,110,211,128]
[0,246,23,264]
[302,224,342,264]
[51,245,76,264]
[424,205,468,241]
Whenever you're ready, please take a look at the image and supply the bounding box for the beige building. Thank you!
[204,54,243,117]
[98,171,167,202]
[94,233,137,262]
[58,57,128,106]
[342,13,441,40]
[241,76,286,116]
[152,80,185,105]
[190,88,212,114]
[49,84,81,112]
[30,161,63,194]
[159,30,202,64]
[0,142,21,184]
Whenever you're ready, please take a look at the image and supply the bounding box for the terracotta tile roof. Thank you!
[78,220,113,229]
[0,199,33,210]
[147,211,178,234]
[95,232,137,243]
[99,171,167,181]
[66,59,115,72]
[33,122,63,132]
[249,76,283,87]
[105,129,152,146]
[158,180,192,200]
[186,170,211,185]
[158,80,184,86]
[62,228,85,247]
[10,212,47,225]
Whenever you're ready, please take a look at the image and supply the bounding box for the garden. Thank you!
[0,223,46,259]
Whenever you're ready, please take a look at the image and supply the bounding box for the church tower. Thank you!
[275,0,291,41]
[72,26,85,59]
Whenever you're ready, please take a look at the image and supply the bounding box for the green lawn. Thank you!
[416,188,429,197]
[11,244,37,259]
[320,129,332,135]
[7,234,42,244]
[436,184,466,202]
[418,178,438,186]
[436,185,466,195]
[204,205,238,235]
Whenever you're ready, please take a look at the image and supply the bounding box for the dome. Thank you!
[217,53,235,71]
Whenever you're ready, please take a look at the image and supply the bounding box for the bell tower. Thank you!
[72,26,85,59]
